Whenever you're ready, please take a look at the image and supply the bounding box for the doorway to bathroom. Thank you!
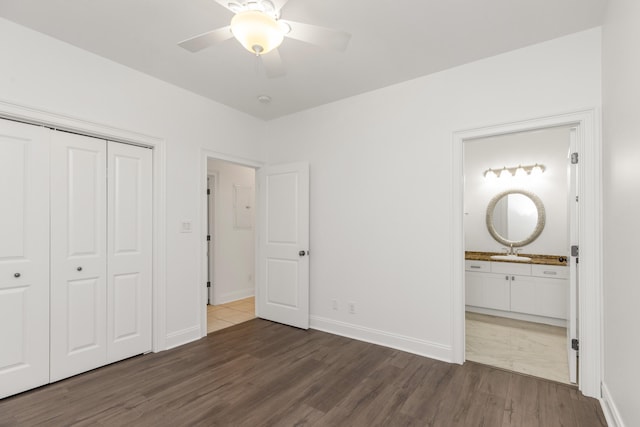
[452,110,602,398]
[462,125,578,384]
[205,158,257,334]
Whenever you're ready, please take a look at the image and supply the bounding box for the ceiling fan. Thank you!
[178,0,351,78]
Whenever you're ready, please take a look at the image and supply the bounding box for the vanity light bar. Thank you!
[483,163,545,178]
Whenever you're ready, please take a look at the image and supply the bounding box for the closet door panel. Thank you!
[0,120,50,399]
[107,142,152,362]
[50,132,107,382]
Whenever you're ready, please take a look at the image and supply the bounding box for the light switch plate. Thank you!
[180,220,193,233]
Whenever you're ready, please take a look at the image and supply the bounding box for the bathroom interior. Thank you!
[463,125,577,385]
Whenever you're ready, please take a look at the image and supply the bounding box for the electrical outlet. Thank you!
[348,302,356,314]
[332,299,338,311]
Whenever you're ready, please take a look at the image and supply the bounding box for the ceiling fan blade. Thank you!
[261,48,286,78]
[211,0,237,12]
[282,20,351,52]
[271,0,291,14]
[178,26,233,52]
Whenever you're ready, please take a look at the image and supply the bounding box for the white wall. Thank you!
[265,29,601,360]
[0,18,266,348]
[602,0,640,425]
[207,159,255,305]
[464,127,570,255]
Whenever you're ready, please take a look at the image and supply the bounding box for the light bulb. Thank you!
[531,164,543,176]
[484,169,497,180]
[515,165,527,177]
[499,167,512,180]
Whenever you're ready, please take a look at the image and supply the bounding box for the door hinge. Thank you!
[571,245,579,257]
[207,235,211,241]
[571,338,579,351]
[207,188,210,195]
[571,152,579,164]
[206,281,211,288]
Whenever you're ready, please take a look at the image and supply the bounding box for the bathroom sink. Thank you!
[490,254,532,262]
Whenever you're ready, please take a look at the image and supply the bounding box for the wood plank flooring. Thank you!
[0,319,607,426]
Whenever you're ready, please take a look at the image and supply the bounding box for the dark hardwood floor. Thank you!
[0,319,607,426]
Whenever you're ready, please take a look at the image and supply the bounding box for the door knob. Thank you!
[14,273,20,278]
[77,266,83,272]
[299,250,307,257]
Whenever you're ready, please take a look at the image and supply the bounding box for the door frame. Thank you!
[451,109,602,398]
[0,99,168,353]
[199,149,263,337]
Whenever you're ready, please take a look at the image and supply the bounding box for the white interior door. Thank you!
[257,162,309,329]
[0,119,50,399]
[207,174,216,305]
[567,127,579,384]
[50,131,107,382]
[107,142,153,362]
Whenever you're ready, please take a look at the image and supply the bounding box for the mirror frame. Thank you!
[485,189,546,247]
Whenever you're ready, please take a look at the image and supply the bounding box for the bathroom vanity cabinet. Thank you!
[465,260,568,325]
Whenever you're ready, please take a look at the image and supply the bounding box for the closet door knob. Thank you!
[14,273,20,278]
[77,266,83,272]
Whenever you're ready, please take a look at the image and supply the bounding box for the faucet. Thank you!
[502,244,518,255]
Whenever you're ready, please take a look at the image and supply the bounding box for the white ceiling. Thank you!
[0,0,606,120]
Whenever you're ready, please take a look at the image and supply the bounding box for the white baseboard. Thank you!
[165,325,201,350]
[310,316,452,362]
[466,306,566,327]
[213,288,254,305]
[601,382,625,427]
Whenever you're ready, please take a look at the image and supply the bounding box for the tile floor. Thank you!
[207,296,256,334]
[465,312,571,384]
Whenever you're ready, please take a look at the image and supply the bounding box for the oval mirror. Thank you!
[486,189,545,247]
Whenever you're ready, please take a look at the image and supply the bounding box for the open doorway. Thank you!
[206,158,257,333]
[462,125,577,384]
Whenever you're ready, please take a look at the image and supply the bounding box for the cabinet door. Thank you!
[510,276,568,319]
[465,272,510,311]
[50,132,107,382]
[107,142,153,362]
[0,120,50,399]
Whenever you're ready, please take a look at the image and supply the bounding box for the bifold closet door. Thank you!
[0,120,50,399]
[50,132,107,382]
[107,141,152,362]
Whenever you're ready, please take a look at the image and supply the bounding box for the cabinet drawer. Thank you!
[491,262,531,275]
[465,260,490,272]
[531,264,569,279]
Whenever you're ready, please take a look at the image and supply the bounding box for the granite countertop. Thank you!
[465,251,568,266]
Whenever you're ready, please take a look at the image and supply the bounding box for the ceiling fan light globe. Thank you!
[231,10,284,55]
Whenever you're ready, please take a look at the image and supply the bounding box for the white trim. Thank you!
[451,109,602,398]
[212,288,255,306]
[200,149,263,338]
[601,382,625,427]
[165,326,201,350]
[0,98,168,353]
[465,306,567,327]
[310,316,452,362]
